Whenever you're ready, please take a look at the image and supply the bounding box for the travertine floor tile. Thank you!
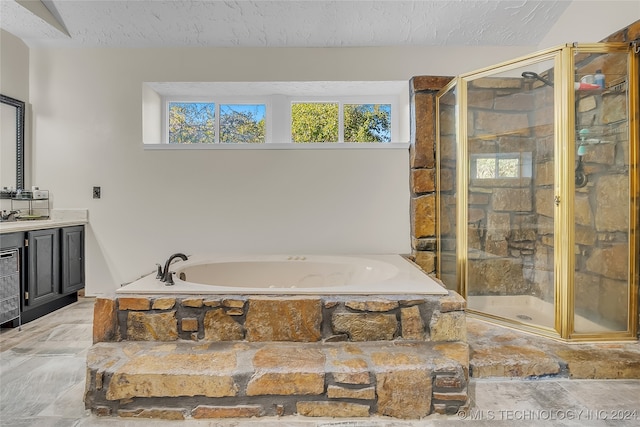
[2,298,640,427]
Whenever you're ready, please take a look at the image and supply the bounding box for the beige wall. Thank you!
[33,46,539,295]
[538,3,640,49]
[0,30,30,191]
[9,4,638,295]
[0,29,29,100]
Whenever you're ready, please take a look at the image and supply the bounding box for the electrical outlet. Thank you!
[93,186,101,199]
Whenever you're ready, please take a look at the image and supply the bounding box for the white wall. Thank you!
[24,2,640,295]
[28,45,535,295]
[539,2,639,48]
[0,30,29,100]
[0,29,30,193]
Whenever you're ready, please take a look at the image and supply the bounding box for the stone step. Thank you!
[85,340,469,420]
[468,319,640,379]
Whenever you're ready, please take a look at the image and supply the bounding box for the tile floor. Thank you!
[1,297,639,426]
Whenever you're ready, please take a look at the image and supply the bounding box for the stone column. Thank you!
[409,76,453,274]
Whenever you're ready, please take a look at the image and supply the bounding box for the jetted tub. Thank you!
[116,254,448,295]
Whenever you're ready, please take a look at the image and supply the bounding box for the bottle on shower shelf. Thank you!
[594,69,605,89]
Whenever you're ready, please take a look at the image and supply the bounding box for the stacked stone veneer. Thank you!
[463,75,555,302]
[410,76,455,277]
[85,292,469,419]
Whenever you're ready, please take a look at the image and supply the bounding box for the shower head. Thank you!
[521,71,553,87]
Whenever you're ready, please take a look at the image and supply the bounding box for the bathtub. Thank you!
[116,254,448,295]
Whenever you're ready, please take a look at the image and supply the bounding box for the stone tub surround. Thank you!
[86,292,469,419]
[84,340,469,419]
[93,292,466,343]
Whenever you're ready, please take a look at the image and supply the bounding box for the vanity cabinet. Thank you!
[26,228,60,308]
[61,226,84,294]
[0,225,84,326]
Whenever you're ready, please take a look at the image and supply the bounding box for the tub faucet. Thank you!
[160,253,188,285]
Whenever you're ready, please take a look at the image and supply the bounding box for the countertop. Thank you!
[0,209,88,234]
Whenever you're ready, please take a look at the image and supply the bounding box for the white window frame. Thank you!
[144,81,408,149]
[162,96,271,144]
[470,152,533,179]
[289,96,397,143]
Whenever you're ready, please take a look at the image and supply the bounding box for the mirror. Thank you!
[0,94,25,190]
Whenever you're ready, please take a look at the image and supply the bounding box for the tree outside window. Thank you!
[169,102,266,143]
[291,103,339,143]
[344,104,391,142]
[291,103,391,143]
[168,102,215,144]
[220,104,266,143]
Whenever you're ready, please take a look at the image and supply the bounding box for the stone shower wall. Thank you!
[572,51,631,328]
[603,18,640,335]
[465,77,550,300]
[410,76,453,274]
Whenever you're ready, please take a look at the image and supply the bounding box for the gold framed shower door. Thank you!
[436,43,639,341]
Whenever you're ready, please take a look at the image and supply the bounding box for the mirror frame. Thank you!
[0,94,25,190]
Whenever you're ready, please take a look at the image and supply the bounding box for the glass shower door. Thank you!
[436,84,458,291]
[464,56,558,332]
[572,47,634,336]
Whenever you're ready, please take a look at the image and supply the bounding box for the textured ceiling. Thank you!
[0,0,573,48]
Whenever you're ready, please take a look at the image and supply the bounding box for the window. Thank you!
[167,101,266,144]
[220,104,266,143]
[291,103,338,143]
[291,102,391,143]
[344,104,391,143]
[471,152,532,179]
[168,102,215,144]
[145,81,407,147]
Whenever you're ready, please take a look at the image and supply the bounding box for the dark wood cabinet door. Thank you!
[61,226,84,294]
[26,229,59,307]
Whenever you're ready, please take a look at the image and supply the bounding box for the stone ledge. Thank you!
[85,340,469,420]
[96,293,466,344]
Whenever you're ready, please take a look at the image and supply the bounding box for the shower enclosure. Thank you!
[436,43,638,341]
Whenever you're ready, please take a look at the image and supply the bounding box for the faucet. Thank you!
[0,210,19,222]
[159,253,188,285]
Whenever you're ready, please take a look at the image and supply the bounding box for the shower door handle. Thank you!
[554,195,560,206]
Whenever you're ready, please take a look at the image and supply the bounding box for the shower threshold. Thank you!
[466,295,618,333]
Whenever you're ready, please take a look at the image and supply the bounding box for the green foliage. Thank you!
[220,108,265,143]
[168,103,215,144]
[344,104,391,143]
[291,103,339,143]
[169,102,391,144]
[291,103,391,143]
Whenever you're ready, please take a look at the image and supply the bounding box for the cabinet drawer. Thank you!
[0,295,20,324]
[0,273,19,299]
[0,250,19,278]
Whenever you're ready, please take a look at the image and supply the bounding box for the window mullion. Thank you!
[215,103,220,143]
[162,98,169,144]
[338,103,344,143]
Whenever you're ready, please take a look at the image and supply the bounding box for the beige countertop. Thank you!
[0,209,88,234]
